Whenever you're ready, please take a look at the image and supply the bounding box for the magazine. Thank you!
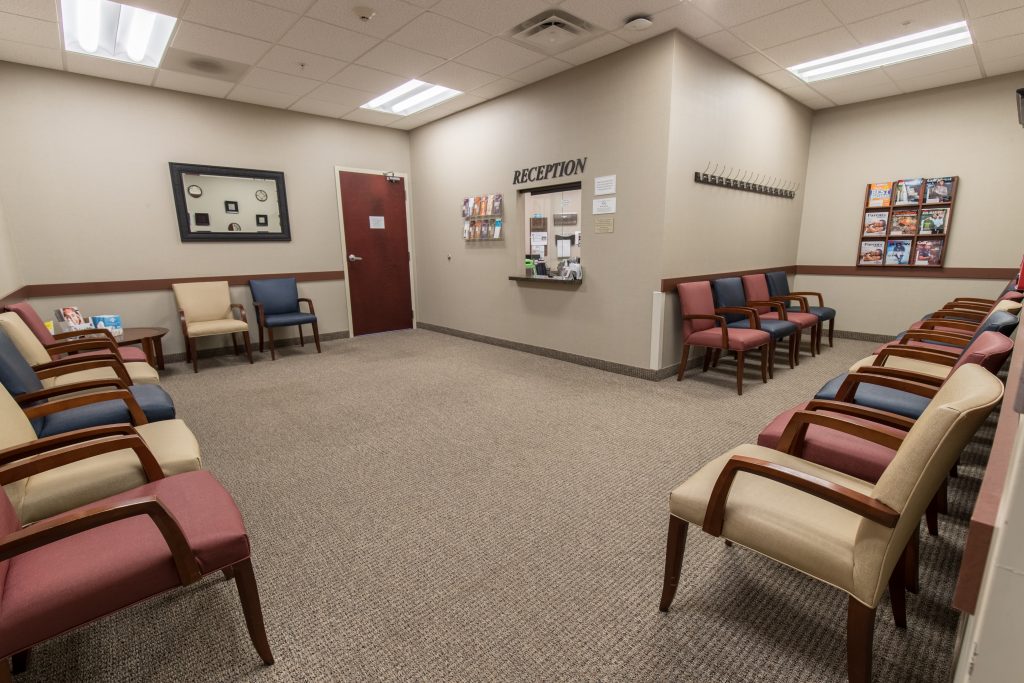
[885,239,913,265]
[53,306,94,331]
[90,314,124,336]
[863,211,889,236]
[890,210,919,235]
[859,240,885,265]
[919,207,948,235]
[867,182,893,208]
[893,178,923,205]
[924,177,953,204]
[914,239,944,266]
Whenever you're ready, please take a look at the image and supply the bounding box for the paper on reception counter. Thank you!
[593,197,616,214]
[594,175,616,195]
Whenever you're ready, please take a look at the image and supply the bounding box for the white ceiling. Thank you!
[0,0,1023,129]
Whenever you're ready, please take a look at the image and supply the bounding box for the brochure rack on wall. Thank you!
[462,194,504,241]
[858,176,957,268]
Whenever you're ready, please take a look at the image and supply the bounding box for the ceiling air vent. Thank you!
[508,10,594,54]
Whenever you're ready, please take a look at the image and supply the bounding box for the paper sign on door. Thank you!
[369,216,385,230]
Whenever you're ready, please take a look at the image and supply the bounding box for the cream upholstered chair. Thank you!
[659,363,1003,683]
[0,384,201,523]
[0,312,159,387]
[172,281,254,373]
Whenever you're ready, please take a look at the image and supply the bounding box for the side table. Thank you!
[117,327,169,370]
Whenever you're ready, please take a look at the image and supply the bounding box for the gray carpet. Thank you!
[18,330,985,682]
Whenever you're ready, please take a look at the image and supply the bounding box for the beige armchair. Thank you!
[172,281,253,373]
[659,363,1003,683]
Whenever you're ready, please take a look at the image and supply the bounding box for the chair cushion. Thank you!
[757,402,906,483]
[51,361,160,387]
[0,312,51,365]
[678,281,717,336]
[172,281,232,325]
[4,419,202,524]
[264,312,317,328]
[815,374,931,419]
[669,443,874,597]
[686,327,770,351]
[848,355,952,380]
[711,277,748,323]
[728,318,799,340]
[4,302,57,346]
[36,384,176,438]
[249,277,300,316]
[765,271,790,297]
[0,470,247,658]
[184,318,249,338]
[0,328,45,396]
[762,310,818,330]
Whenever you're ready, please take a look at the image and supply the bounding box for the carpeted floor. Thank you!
[18,330,988,682]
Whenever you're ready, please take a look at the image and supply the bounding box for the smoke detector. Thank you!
[509,10,594,54]
[624,15,653,31]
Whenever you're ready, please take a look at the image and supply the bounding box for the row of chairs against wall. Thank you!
[659,277,1023,682]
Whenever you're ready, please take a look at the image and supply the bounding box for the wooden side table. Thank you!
[117,327,169,370]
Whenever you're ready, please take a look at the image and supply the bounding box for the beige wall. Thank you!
[0,62,412,354]
[0,196,21,299]
[795,72,1024,335]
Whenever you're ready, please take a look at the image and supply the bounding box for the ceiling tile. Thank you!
[696,30,754,59]
[154,69,235,97]
[389,93,484,128]
[0,0,57,21]
[423,61,498,91]
[257,45,347,80]
[782,86,835,108]
[0,37,60,68]
[126,0,185,15]
[824,79,903,105]
[557,0,682,31]
[556,33,630,65]
[822,0,924,24]
[762,27,859,67]
[807,67,895,95]
[240,66,321,95]
[613,1,722,43]
[846,0,966,45]
[306,82,374,105]
[981,51,1024,74]
[355,41,445,77]
[471,77,523,98]
[0,11,58,48]
[970,6,1024,42]
[732,52,779,75]
[892,63,982,92]
[253,0,317,12]
[329,64,407,91]
[227,84,300,107]
[689,0,808,28]
[506,56,571,83]
[342,108,403,125]
[279,18,380,62]
[977,33,1024,61]
[65,52,157,85]
[183,0,300,42]
[306,0,425,39]
[430,0,550,35]
[288,96,353,117]
[964,0,1024,18]
[454,37,545,75]
[759,69,804,89]
[388,12,489,59]
[881,45,978,80]
[731,0,842,50]
[171,22,273,64]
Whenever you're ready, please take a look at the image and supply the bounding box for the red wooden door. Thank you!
[338,171,413,335]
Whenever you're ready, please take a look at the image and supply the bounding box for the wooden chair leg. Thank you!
[937,478,949,514]
[298,325,305,347]
[677,344,691,381]
[926,497,939,537]
[735,349,745,395]
[242,332,254,364]
[788,335,796,369]
[190,338,199,374]
[760,344,768,384]
[847,597,876,683]
[223,565,235,581]
[828,318,835,347]
[817,321,824,353]
[809,325,817,356]
[258,325,264,352]
[0,659,11,683]
[701,348,711,372]
[232,333,239,355]
[888,548,908,628]
[267,327,277,361]
[905,528,920,594]
[312,321,322,353]
[793,331,801,366]
[768,339,775,379]
[659,516,689,612]
[233,558,274,665]
[11,650,29,675]
[711,349,721,368]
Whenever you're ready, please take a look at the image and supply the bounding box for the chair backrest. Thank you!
[765,271,790,298]
[4,302,57,346]
[968,311,1019,345]
[710,277,748,323]
[677,281,717,338]
[1001,291,1024,302]
[952,331,1014,374]
[740,274,772,314]
[854,364,1002,605]
[0,312,52,367]
[993,299,1022,315]
[0,328,47,434]
[172,281,232,324]
[249,277,300,316]
[0,384,42,605]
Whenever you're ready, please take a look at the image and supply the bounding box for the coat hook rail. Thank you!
[693,165,797,199]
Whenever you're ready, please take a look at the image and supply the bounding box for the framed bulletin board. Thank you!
[858,176,957,268]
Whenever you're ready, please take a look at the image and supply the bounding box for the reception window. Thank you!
[521,182,582,280]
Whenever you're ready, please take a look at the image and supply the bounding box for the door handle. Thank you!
[348,254,363,262]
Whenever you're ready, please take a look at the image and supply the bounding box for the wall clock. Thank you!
[187,184,203,198]
[255,189,268,202]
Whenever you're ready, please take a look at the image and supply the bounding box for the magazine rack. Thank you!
[463,194,504,241]
[857,176,957,268]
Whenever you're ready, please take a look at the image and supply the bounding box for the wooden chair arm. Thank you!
[0,424,138,467]
[834,371,939,402]
[803,399,916,430]
[917,319,978,333]
[46,338,120,356]
[230,303,248,323]
[935,306,987,319]
[746,300,787,319]
[684,314,729,349]
[52,328,117,342]
[15,379,130,404]
[702,455,898,536]
[298,297,317,315]
[0,433,163,484]
[34,356,132,386]
[253,301,266,327]
[714,307,761,329]
[875,346,959,367]
[0,496,202,584]
[22,388,149,426]
[789,291,825,307]
[771,295,809,312]
[776,409,906,456]
[854,366,946,388]
[896,330,972,348]
[953,297,995,306]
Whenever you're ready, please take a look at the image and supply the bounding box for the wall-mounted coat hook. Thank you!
[693,163,796,200]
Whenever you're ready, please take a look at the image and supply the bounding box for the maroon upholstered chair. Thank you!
[741,274,820,356]
[5,302,149,364]
[676,281,771,395]
[0,465,273,679]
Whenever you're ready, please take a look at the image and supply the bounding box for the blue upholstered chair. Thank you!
[765,271,837,349]
[249,277,321,360]
[0,328,174,437]
[712,277,800,370]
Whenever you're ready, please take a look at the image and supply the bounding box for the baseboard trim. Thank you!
[164,330,350,364]
[833,329,898,343]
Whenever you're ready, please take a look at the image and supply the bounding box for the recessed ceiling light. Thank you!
[360,79,463,116]
[60,0,176,68]
[788,21,972,83]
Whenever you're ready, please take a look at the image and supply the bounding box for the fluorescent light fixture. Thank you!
[788,21,972,83]
[61,0,176,68]
[361,79,462,116]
